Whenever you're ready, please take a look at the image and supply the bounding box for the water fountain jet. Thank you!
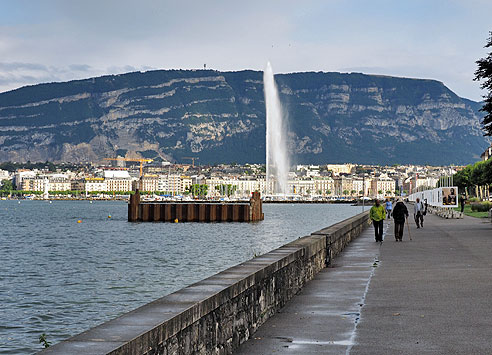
[264,62,289,195]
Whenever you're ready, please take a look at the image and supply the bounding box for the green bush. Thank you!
[470,202,492,212]
[468,197,480,202]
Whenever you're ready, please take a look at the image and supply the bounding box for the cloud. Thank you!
[68,64,92,72]
[0,0,490,100]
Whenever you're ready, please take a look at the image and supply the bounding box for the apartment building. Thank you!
[138,175,159,192]
[313,177,334,195]
[370,177,396,198]
[72,177,107,192]
[22,176,71,192]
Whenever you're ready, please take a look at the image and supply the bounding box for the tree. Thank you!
[188,184,208,197]
[475,31,492,136]
[0,180,13,196]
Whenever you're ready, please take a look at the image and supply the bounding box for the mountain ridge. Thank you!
[0,69,489,165]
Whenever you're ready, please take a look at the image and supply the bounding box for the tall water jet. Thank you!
[264,62,289,195]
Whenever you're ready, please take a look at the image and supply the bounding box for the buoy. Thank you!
[77,220,82,223]
[174,218,179,223]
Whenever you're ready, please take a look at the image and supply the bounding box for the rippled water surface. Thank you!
[0,200,361,354]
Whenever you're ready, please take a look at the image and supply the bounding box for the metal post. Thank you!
[362,174,365,212]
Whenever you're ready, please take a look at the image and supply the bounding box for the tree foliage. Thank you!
[454,159,492,194]
[188,184,208,197]
[475,31,492,136]
[215,184,236,197]
[0,179,13,195]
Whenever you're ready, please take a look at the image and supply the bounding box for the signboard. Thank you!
[441,187,457,206]
[408,187,458,208]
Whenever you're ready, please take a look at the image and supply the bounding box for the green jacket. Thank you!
[370,204,386,221]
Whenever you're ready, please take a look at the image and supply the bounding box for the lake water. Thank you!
[0,200,362,354]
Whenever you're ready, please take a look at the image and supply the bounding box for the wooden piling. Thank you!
[128,192,264,222]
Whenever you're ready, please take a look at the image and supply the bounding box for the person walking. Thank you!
[370,199,386,242]
[414,197,424,228]
[385,199,393,219]
[460,194,466,213]
[392,198,409,241]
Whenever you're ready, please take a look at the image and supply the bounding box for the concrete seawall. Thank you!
[40,211,369,355]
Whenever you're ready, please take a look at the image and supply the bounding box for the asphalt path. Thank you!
[235,210,492,354]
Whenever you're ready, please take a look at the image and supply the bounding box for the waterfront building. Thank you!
[47,177,71,191]
[181,176,193,193]
[370,177,396,198]
[156,174,192,195]
[138,175,159,192]
[313,177,334,196]
[288,179,315,196]
[326,164,356,175]
[333,176,355,197]
[0,169,9,181]
[352,177,371,197]
[21,176,71,192]
[205,176,266,198]
[14,170,37,189]
[81,177,107,192]
[102,169,133,192]
[234,177,263,198]
[21,177,46,191]
[106,178,133,192]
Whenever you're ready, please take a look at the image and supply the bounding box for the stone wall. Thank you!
[41,211,369,355]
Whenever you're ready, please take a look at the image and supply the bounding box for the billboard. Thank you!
[408,187,458,208]
[440,187,458,207]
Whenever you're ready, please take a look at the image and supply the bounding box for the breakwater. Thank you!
[128,191,264,222]
[40,210,369,355]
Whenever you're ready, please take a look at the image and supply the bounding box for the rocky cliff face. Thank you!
[0,69,488,165]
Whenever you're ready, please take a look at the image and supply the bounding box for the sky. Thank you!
[0,0,491,101]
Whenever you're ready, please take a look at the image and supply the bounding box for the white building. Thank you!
[370,177,396,198]
[313,177,334,196]
[157,175,193,194]
[0,169,9,181]
[22,176,71,192]
[14,170,37,189]
[82,178,107,192]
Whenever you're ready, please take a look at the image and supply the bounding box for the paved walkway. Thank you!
[235,211,492,354]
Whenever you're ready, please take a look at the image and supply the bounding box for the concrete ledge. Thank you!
[40,211,369,355]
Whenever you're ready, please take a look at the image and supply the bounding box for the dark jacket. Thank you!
[392,201,409,223]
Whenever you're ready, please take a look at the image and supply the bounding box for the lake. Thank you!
[0,200,362,354]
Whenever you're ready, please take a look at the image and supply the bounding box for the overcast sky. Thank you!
[0,0,491,100]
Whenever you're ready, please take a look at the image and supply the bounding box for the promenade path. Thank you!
[236,210,492,354]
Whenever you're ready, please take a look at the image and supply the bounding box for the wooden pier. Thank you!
[128,191,264,222]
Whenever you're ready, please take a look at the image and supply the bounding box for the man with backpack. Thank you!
[392,198,409,241]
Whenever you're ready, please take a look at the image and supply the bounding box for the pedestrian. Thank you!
[414,197,424,228]
[459,194,466,213]
[370,199,386,242]
[385,199,393,219]
[392,198,409,241]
